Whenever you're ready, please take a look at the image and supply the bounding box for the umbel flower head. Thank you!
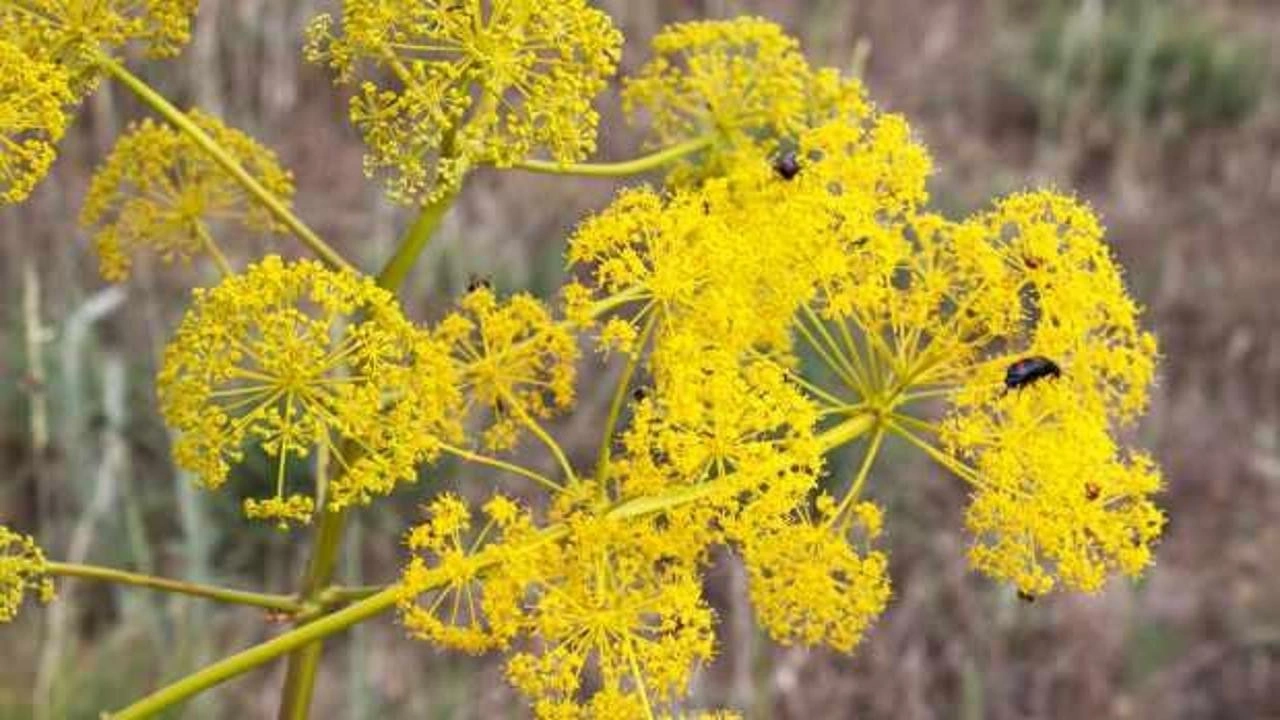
[158,256,463,527]
[505,510,717,718]
[392,16,1165,717]
[305,0,623,204]
[82,111,295,281]
[0,526,56,623]
[0,40,74,205]
[740,498,890,652]
[0,0,200,96]
[435,285,578,452]
[398,493,537,654]
[623,17,871,186]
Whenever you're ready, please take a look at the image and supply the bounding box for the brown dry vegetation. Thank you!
[2,0,1279,718]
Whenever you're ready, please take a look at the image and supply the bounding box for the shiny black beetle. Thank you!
[1004,356,1061,391]
[773,150,801,180]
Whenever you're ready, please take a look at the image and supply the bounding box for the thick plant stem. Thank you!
[375,189,459,291]
[276,509,347,720]
[595,312,659,484]
[108,412,876,718]
[276,191,458,719]
[514,136,714,177]
[94,53,355,274]
[110,587,400,720]
[45,562,301,613]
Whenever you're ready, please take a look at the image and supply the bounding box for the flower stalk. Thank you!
[94,53,354,274]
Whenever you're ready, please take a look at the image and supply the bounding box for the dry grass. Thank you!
[2,0,1279,717]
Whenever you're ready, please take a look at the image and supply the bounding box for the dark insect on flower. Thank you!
[1017,590,1036,603]
[466,274,492,293]
[773,150,801,180]
[1084,482,1101,501]
[1004,356,1061,391]
[631,386,648,402]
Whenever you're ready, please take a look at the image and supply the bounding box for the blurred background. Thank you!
[2,0,1279,717]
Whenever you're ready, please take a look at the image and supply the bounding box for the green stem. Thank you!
[110,587,399,720]
[513,136,714,177]
[108,412,877,718]
[829,424,886,527]
[45,562,301,613]
[94,53,355,274]
[274,179,458,719]
[276,509,347,720]
[595,312,658,484]
[440,443,564,493]
[195,224,234,277]
[375,188,459,291]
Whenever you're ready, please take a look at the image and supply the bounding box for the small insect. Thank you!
[1016,590,1036,603]
[773,150,801,180]
[466,274,492,293]
[263,609,295,624]
[1084,482,1101,501]
[1004,356,1061,391]
[631,386,649,402]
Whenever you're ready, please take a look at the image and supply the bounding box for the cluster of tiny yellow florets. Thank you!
[0,0,199,202]
[82,111,295,281]
[435,285,579,452]
[157,256,463,527]
[0,0,198,94]
[623,17,871,186]
[0,39,74,204]
[0,2,1167,716]
[0,526,56,623]
[305,0,622,204]
[386,16,1164,716]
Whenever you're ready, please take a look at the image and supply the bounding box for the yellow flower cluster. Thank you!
[742,499,890,652]
[0,39,73,204]
[436,285,579,452]
[0,4,1163,715]
[398,493,535,654]
[158,256,463,526]
[506,511,716,718]
[0,0,199,96]
[305,0,622,204]
[1,0,199,204]
[623,17,871,186]
[0,526,55,623]
[81,111,295,281]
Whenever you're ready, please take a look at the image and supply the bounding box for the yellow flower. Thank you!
[617,333,821,509]
[623,17,870,186]
[158,256,463,527]
[81,111,295,281]
[506,513,716,715]
[944,382,1164,596]
[435,286,578,452]
[398,493,536,654]
[948,190,1159,423]
[0,526,55,623]
[739,499,890,652]
[566,174,827,353]
[306,0,622,204]
[1,0,199,96]
[0,40,74,205]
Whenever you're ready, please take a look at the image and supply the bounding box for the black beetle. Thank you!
[773,150,801,180]
[1017,590,1036,603]
[1004,356,1061,391]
